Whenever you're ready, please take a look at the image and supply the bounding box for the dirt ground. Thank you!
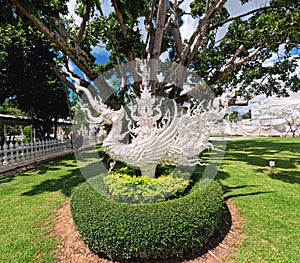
[52,199,244,263]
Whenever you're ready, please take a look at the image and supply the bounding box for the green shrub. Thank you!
[71,179,224,261]
[103,167,191,203]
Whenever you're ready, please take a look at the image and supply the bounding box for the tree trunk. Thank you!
[54,116,58,139]
[0,120,5,145]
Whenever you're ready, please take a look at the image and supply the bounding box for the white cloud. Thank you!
[180,0,192,12]
[159,50,169,61]
[178,0,199,40]
[180,15,199,41]
[216,0,270,41]
[92,45,108,55]
[178,0,270,42]
[66,0,113,25]
[137,17,147,43]
[262,60,275,67]
[225,0,269,17]
[101,0,113,16]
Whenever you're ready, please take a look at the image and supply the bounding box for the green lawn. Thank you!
[0,138,299,262]
[217,137,300,263]
[0,155,84,263]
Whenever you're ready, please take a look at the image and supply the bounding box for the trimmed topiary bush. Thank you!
[71,179,224,261]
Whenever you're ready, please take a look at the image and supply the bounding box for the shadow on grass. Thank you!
[216,170,276,200]
[219,179,275,201]
[225,139,300,169]
[0,167,34,184]
[224,139,300,185]
[0,154,78,184]
[224,191,275,200]
[0,173,23,184]
[21,149,110,197]
[20,155,85,197]
[269,170,300,184]
[22,169,85,197]
[35,159,78,175]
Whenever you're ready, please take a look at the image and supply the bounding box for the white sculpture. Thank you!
[72,70,234,178]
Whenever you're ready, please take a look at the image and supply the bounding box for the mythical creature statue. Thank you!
[75,74,233,178]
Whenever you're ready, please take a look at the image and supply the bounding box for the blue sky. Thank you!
[291,47,300,56]
[91,47,110,64]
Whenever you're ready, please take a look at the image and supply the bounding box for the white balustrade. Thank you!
[0,139,73,171]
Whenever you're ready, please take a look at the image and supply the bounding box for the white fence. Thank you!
[0,139,72,173]
[0,135,106,174]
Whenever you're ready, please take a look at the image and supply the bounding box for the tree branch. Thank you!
[227,44,245,65]
[54,16,68,42]
[75,3,92,45]
[212,6,273,30]
[209,46,262,83]
[150,0,168,59]
[180,0,227,65]
[95,0,104,17]
[189,0,227,62]
[167,0,183,57]
[9,0,96,80]
[143,0,156,59]
[228,46,262,68]
[177,0,185,7]
[51,65,77,93]
[111,0,128,37]
[116,54,127,92]
[205,0,210,12]
[111,0,139,86]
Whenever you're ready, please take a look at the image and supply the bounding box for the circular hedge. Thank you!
[71,179,224,261]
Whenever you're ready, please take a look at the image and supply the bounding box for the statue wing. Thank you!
[122,101,178,168]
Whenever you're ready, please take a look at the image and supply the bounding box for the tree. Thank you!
[0,10,71,140]
[229,110,239,122]
[277,104,300,137]
[3,0,299,103]
[0,98,27,117]
[241,110,251,119]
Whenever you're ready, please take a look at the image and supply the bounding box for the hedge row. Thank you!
[70,179,224,261]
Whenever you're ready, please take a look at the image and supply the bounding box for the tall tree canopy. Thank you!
[2,0,300,104]
[0,6,70,140]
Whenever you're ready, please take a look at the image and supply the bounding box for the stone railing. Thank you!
[0,139,72,174]
[0,135,105,174]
